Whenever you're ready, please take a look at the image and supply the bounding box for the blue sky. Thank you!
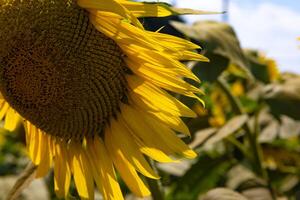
[142,0,300,73]
[239,0,300,11]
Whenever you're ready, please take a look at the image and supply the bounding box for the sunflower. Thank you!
[0,0,208,199]
[257,54,280,82]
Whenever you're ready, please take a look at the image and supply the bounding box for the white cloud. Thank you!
[176,0,300,73]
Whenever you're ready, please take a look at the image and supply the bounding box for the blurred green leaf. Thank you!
[226,165,258,190]
[263,75,300,120]
[191,53,228,82]
[239,96,259,113]
[201,188,247,200]
[279,115,300,139]
[204,115,248,147]
[279,175,299,194]
[167,155,232,200]
[258,121,279,143]
[190,128,217,149]
[171,21,253,80]
[157,160,192,177]
[241,187,273,200]
[263,76,300,101]
[246,50,271,83]
[265,98,300,120]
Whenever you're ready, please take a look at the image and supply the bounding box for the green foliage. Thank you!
[166,154,233,200]
[171,20,253,81]
[167,20,300,200]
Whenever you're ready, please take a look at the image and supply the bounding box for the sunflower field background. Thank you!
[0,2,299,200]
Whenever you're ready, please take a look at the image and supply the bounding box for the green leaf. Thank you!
[167,155,233,200]
[239,96,259,113]
[258,121,279,143]
[226,165,258,190]
[191,53,229,82]
[279,115,300,139]
[279,175,299,194]
[246,50,271,83]
[157,160,192,177]
[265,98,300,120]
[204,115,248,147]
[263,75,300,101]
[171,21,253,80]
[201,188,247,200]
[263,75,300,120]
[190,128,217,149]
[241,187,273,200]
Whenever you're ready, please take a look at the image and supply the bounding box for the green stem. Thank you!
[146,159,164,200]
[226,137,251,159]
[6,162,37,200]
[254,109,276,200]
[216,77,266,178]
[253,108,268,180]
[216,77,243,115]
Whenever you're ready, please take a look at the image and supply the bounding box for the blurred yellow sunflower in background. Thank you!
[257,54,280,82]
[0,0,208,199]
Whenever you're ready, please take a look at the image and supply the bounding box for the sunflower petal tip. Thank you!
[184,149,197,159]
[203,57,210,62]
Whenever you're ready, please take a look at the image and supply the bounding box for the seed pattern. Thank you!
[0,0,128,140]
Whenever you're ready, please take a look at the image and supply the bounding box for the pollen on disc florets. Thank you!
[0,0,129,140]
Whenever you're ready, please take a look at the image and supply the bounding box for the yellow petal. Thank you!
[148,31,200,50]
[69,142,94,200]
[105,130,150,197]
[109,119,159,179]
[87,137,124,200]
[28,126,42,165]
[0,102,9,121]
[54,141,71,199]
[35,133,52,178]
[24,121,32,152]
[117,2,176,18]
[171,50,209,62]
[128,76,196,118]
[122,105,196,159]
[146,110,190,136]
[78,0,143,28]
[4,108,21,131]
[122,44,200,82]
[126,59,201,96]
[89,13,164,51]
[143,112,197,159]
[119,1,217,18]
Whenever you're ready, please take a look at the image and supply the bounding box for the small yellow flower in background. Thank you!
[208,88,229,127]
[0,0,208,199]
[258,55,280,82]
[231,81,245,97]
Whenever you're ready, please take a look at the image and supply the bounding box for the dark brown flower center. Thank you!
[0,0,128,140]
